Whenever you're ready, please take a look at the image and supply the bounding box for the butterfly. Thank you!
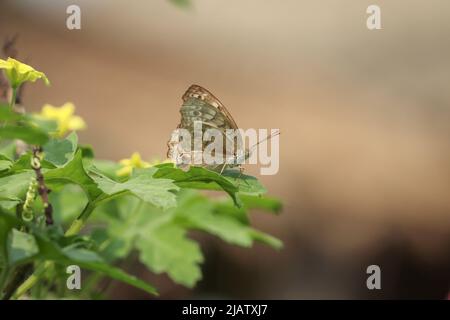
[167,84,249,173]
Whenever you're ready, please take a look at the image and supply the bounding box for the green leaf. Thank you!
[0,105,22,121]
[0,171,33,209]
[93,197,143,261]
[45,150,102,201]
[49,184,88,224]
[0,198,21,211]
[7,228,39,266]
[213,201,249,224]
[222,170,267,196]
[9,153,55,173]
[0,211,158,296]
[239,194,282,213]
[95,197,204,287]
[92,167,179,210]
[78,144,94,159]
[0,159,12,172]
[62,247,158,296]
[175,192,252,247]
[248,229,283,249]
[89,160,121,180]
[0,125,49,145]
[0,213,18,269]
[26,114,58,134]
[98,190,282,288]
[137,223,203,288]
[154,164,240,206]
[0,141,16,160]
[175,191,282,249]
[43,132,77,167]
[37,233,157,296]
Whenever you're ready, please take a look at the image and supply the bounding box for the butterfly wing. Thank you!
[180,84,238,131]
[168,85,243,171]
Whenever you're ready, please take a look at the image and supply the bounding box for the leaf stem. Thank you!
[64,202,96,236]
[65,191,127,236]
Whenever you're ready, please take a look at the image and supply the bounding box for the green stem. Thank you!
[65,191,126,236]
[0,267,10,295]
[2,264,33,300]
[1,86,18,127]
[65,202,96,236]
[12,262,50,299]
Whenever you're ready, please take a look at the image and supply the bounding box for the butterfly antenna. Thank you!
[249,130,280,152]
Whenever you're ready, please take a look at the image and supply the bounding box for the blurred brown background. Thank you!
[1,0,449,299]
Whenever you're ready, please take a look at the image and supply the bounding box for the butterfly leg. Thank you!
[235,166,249,188]
[235,166,243,188]
[238,166,244,179]
[219,162,227,175]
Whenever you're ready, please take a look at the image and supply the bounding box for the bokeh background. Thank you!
[1,0,449,299]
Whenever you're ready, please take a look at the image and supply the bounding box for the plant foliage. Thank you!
[0,57,282,299]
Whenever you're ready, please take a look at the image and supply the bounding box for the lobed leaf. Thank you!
[175,191,282,249]
[137,223,203,288]
[43,132,78,167]
[154,164,240,206]
[97,190,282,288]
[92,167,179,210]
[44,150,102,201]
[239,194,282,213]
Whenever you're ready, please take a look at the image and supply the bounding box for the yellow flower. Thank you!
[0,57,50,89]
[116,152,151,177]
[39,102,86,137]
